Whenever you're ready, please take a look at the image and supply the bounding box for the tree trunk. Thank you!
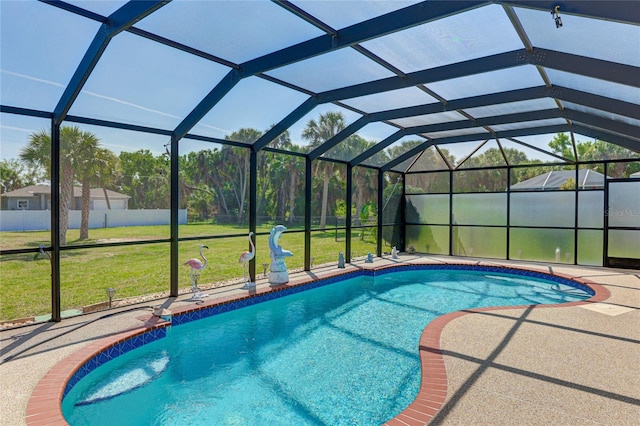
[102,187,112,210]
[288,168,297,224]
[355,188,364,227]
[232,154,249,225]
[80,177,90,240]
[277,185,286,221]
[216,188,230,222]
[58,164,74,246]
[256,190,265,222]
[320,165,330,230]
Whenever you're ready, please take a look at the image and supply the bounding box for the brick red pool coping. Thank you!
[25,264,610,425]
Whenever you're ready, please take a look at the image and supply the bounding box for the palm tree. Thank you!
[91,148,120,211]
[353,165,377,226]
[74,131,104,240]
[20,126,102,244]
[344,135,377,226]
[285,149,304,225]
[224,129,259,225]
[256,128,300,223]
[302,112,346,229]
[76,147,120,238]
[194,148,231,222]
[20,127,72,246]
[266,144,304,225]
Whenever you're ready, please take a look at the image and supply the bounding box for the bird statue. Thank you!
[184,244,208,293]
[239,232,256,288]
[338,252,345,268]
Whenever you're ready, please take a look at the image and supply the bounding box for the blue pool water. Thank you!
[62,267,591,425]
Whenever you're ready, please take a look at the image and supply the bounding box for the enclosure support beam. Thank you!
[244,1,487,75]
[309,84,639,167]
[382,124,569,172]
[351,130,406,167]
[50,121,61,322]
[304,157,312,271]
[249,149,257,282]
[602,163,609,267]
[377,172,384,257]
[169,135,180,297]
[309,117,370,160]
[53,0,168,124]
[449,170,454,256]
[506,166,511,260]
[499,0,640,25]
[253,98,318,152]
[555,87,640,120]
[175,1,487,143]
[345,164,353,262]
[564,112,640,143]
[574,165,580,265]
[408,109,561,135]
[400,175,406,252]
[174,70,242,140]
[320,49,639,104]
[571,125,640,153]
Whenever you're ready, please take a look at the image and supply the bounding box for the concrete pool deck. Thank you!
[1,256,638,425]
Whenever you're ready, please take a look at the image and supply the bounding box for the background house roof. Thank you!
[1,185,130,199]
[510,169,605,190]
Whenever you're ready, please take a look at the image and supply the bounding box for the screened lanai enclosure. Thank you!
[1,0,638,324]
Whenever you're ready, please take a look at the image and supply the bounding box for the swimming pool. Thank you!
[61,265,593,425]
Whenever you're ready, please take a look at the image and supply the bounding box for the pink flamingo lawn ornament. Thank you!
[184,244,208,294]
[239,232,256,289]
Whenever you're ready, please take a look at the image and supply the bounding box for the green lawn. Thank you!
[0,224,378,321]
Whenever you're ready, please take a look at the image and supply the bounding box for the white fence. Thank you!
[0,209,187,232]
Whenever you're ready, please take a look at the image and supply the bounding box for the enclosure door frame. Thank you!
[604,178,640,268]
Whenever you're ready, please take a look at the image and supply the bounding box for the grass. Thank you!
[0,224,378,321]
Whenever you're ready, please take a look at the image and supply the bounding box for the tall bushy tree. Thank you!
[0,159,44,194]
[181,144,252,225]
[118,149,169,209]
[547,132,575,160]
[181,128,303,226]
[455,147,509,192]
[257,144,303,224]
[381,171,404,248]
[302,112,347,229]
[222,129,259,225]
[546,132,639,178]
[284,151,305,225]
[348,135,378,226]
[403,144,453,193]
[181,150,217,221]
[353,165,378,232]
[256,129,293,221]
[384,140,425,167]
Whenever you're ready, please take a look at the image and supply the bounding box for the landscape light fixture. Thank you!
[106,288,116,308]
[552,5,562,28]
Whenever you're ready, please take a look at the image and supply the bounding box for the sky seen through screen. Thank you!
[1,1,637,163]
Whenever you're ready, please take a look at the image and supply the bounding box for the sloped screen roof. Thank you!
[1,0,638,172]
